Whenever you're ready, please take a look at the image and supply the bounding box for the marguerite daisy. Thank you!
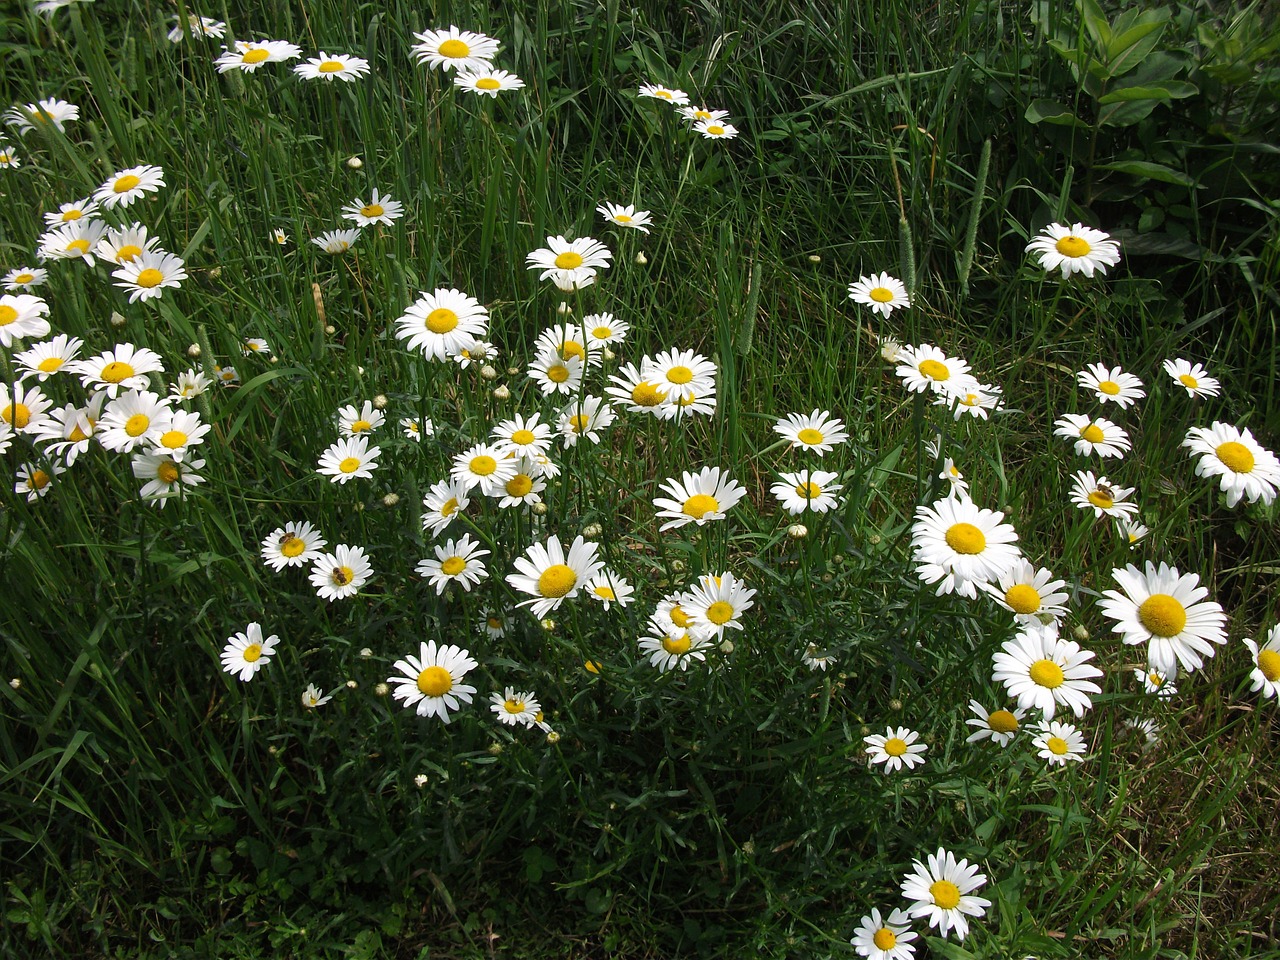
[215,39,303,72]
[261,521,327,571]
[1032,719,1087,766]
[415,534,491,595]
[1099,561,1227,678]
[505,535,604,618]
[1243,626,1280,701]
[1162,358,1221,399]
[899,847,991,942]
[1026,222,1121,278]
[220,623,279,682]
[309,544,373,601]
[771,468,843,514]
[453,68,525,96]
[637,83,690,105]
[94,164,165,209]
[525,236,612,291]
[850,907,918,960]
[316,436,381,483]
[388,641,478,722]
[411,26,500,72]
[294,52,370,81]
[1069,470,1138,520]
[964,700,1026,747]
[653,466,746,531]
[1053,413,1131,458]
[848,272,910,318]
[910,496,1020,598]
[596,202,653,233]
[773,409,849,456]
[1182,421,1280,508]
[864,726,928,773]
[341,188,403,227]
[112,250,187,302]
[1077,362,1145,409]
[394,287,488,360]
[991,625,1102,719]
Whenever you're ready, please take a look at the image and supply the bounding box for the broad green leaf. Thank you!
[1077,0,1112,49]
[1096,97,1161,127]
[1095,160,1198,186]
[1105,14,1171,76]
[1097,81,1198,103]
[1024,99,1087,127]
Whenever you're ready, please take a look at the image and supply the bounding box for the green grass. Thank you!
[2,0,1280,957]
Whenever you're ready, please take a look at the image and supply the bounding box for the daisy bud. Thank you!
[270,355,279,363]
[787,523,808,539]
[582,523,602,538]
[808,254,821,263]
[635,250,648,265]
[557,302,572,315]
[719,639,734,654]
[187,343,201,357]
[869,533,882,544]
[487,743,503,756]
[603,347,616,361]
[492,384,510,400]
[208,266,222,279]
[268,745,279,755]
[413,773,428,788]
[346,679,358,689]
[822,573,833,583]
[480,364,497,380]
[382,493,399,507]
[359,647,373,657]
[507,366,520,376]
[833,554,845,564]
[889,698,903,712]
[742,840,755,856]
[325,324,336,335]
[372,394,388,409]
[540,618,556,632]
[374,682,388,696]
[347,155,363,169]
[110,311,126,327]
[1073,624,1090,641]
[357,366,365,376]
[9,678,19,689]
[532,502,548,515]
[546,731,561,744]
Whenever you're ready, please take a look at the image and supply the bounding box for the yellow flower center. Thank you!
[1257,649,1280,683]
[511,429,535,445]
[929,880,961,910]
[613,213,632,223]
[503,698,525,714]
[1087,490,1114,510]
[280,535,305,558]
[67,239,90,255]
[584,660,601,674]
[873,929,897,951]
[338,456,361,473]
[67,423,89,442]
[1148,672,1164,687]
[124,414,151,437]
[654,89,673,100]
[1216,440,1255,473]
[360,203,385,218]
[1080,424,1105,444]
[13,273,34,284]
[416,665,452,696]
[568,413,590,433]
[944,522,986,555]
[38,357,64,373]
[631,381,664,406]
[869,286,894,303]
[506,474,533,497]
[116,244,143,262]
[592,325,613,339]
[796,427,824,445]
[706,124,724,135]
[1098,380,1120,396]
[537,564,577,598]
[2,403,30,428]
[350,419,372,433]
[318,60,345,73]
[242,643,262,663]
[438,38,470,58]
[670,605,692,628]
[666,365,694,385]
[113,174,141,193]
[29,469,50,490]
[554,251,584,269]
[1004,583,1042,614]
[884,737,908,757]
[557,340,585,360]
[101,361,136,384]
[547,363,570,383]
[1055,235,1091,258]
[1138,594,1187,637]
[662,633,692,655]
[160,430,187,449]
[705,601,734,625]
[793,482,821,500]
[682,493,719,519]
[1047,735,1069,755]
[1179,373,1198,389]
[330,565,354,586]
[156,461,180,483]
[441,497,459,517]
[469,455,497,476]
[593,585,616,600]
[242,47,271,63]
[0,306,16,325]
[440,556,466,576]
[425,307,458,333]
[988,709,1018,733]
[1029,659,1065,689]
[476,77,501,90]
[694,109,711,119]
[62,210,83,221]
[918,358,950,381]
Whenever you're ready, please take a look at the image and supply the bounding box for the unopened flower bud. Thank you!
[480,364,497,380]
[889,698,903,712]
[546,730,561,744]
[487,743,503,756]
[359,648,373,658]
[807,254,821,263]
[532,502,548,515]
[347,155,363,168]
[325,324,336,335]
[603,347,616,361]
[372,394,388,409]
[540,618,556,632]
[414,773,428,787]
[557,302,572,315]
[492,384,511,400]
[719,639,734,654]
[346,679,358,689]
[635,250,648,265]
[582,523,602,538]
[382,492,399,507]
[787,523,808,539]
[373,682,388,696]
[507,366,520,376]
[208,266,222,280]
[9,678,20,689]
[110,311,126,327]
[187,343,201,358]
[1073,624,1089,641]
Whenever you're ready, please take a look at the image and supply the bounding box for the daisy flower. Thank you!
[505,534,604,619]
[0,143,18,168]
[94,165,166,209]
[272,228,289,245]
[215,365,240,386]
[167,13,226,43]
[557,396,615,447]
[657,385,715,421]
[1099,561,1227,678]
[294,52,370,81]
[848,272,910,318]
[991,625,1103,719]
[43,198,99,227]
[693,119,738,139]
[637,83,690,105]
[336,401,384,437]
[899,847,991,942]
[583,313,628,345]
[771,469,843,515]
[453,68,525,96]
[644,347,716,404]
[171,368,213,401]
[388,641,478,722]
[494,459,546,509]
[215,39,303,72]
[112,250,187,303]
[1118,518,1149,547]
[309,544,373,601]
[1026,222,1121,278]
[394,287,488,360]
[535,322,598,366]
[0,380,52,435]
[682,572,756,640]
[939,458,968,498]
[964,700,1026,747]
[1054,413,1131,458]
[14,334,79,382]
[97,223,159,265]
[415,534,491,595]
[597,202,652,233]
[316,436,381,483]
[678,105,730,124]
[638,620,713,673]
[30,395,102,465]
[490,687,544,728]
[1033,720,1087,766]
[1070,471,1138,520]
[1133,667,1177,699]
[148,409,209,462]
[850,907,917,960]
[910,496,1021,599]
[341,188,403,227]
[982,559,1069,626]
[451,441,517,496]
[479,610,511,639]
[1162,358,1221,399]
[411,26,500,72]
[14,460,63,501]
[301,684,332,709]
[525,235,612,291]
[401,417,433,441]
[71,343,165,398]
[261,521,327,571]
[3,266,48,290]
[527,348,584,397]
[606,361,668,415]
[0,293,50,346]
[134,453,205,507]
[421,478,471,536]
[5,97,79,134]
[97,390,172,453]
[895,344,974,397]
[864,726,927,773]
[491,412,553,459]
[1182,421,1280,508]
[585,570,635,609]
[1243,626,1280,700]
[220,623,279,682]
[773,409,848,456]
[801,644,837,671]
[1077,362,1145,409]
[653,466,746,532]
[311,228,360,254]
[37,220,107,264]
[242,337,271,357]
